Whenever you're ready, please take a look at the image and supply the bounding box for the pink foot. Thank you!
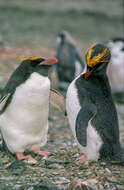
[16,152,33,160]
[32,148,51,156]
[76,154,88,162]
[98,177,105,186]
[76,179,83,187]
[68,179,82,188]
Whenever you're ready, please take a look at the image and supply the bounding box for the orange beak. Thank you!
[84,70,94,80]
[39,58,58,66]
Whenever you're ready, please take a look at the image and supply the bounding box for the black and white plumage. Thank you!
[107,37,124,93]
[66,44,124,161]
[0,57,58,160]
[56,31,85,88]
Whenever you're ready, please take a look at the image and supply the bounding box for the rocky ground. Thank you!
[0,46,124,190]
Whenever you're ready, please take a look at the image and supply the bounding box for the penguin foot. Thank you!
[68,179,83,188]
[97,176,105,187]
[32,148,51,156]
[75,179,82,188]
[76,154,88,162]
[16,152,33,160]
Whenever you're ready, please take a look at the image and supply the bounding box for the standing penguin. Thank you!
[56,31,85,88]
[0,56,62,160]
[107,37,124,93]
[66,44,124,161]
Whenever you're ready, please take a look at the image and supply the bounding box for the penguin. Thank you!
[56,31,85,89]
[66,43,124,161]
[0,56,65,160]
[107,37,124,93]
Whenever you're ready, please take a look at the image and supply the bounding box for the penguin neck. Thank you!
[34,66,49,76]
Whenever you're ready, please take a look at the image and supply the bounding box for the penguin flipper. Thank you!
[0,93,11,111]
[76,104,97,147]
[50,89,66,115]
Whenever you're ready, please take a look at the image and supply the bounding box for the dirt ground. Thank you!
[0,1,124,189]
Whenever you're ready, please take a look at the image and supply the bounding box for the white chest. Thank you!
[0,73,50,152]
[66,78,103,160]
[7,72,50,120]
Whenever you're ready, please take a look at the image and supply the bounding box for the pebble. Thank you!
[105,168,111,173]
[47,163,64,169]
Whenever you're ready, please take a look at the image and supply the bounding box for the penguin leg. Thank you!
[32,148,51,156]
[16,152,33,160]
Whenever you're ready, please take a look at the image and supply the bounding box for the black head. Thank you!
[57,31,76,47]
[107,37,124,52]
[111,37,124,43]
[84,44,111,79]
[57,32,66,44]
[21,56,58,76]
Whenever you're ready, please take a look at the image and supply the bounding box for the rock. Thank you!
[105,168,111,174]
[54,177,70,184]
[7,160,27,175]
[47,163,64,169]
[82,181,98,190]
[24,158,37,165]
[31,181,63,190]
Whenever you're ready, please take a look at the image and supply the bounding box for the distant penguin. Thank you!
[66,43,124,161]
[107,37,124,93]
[56,31,85,89]
[0,56,65,160]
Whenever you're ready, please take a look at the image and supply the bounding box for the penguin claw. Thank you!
[16,152,33,160]
[76,154,88,162]
[32,149,51,156]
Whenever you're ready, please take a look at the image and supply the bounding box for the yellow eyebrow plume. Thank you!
[21,57,41,62]
[86,45,109,68]
[86,43,96,67]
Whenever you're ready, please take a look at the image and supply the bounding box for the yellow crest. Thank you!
[21,57,41,62]
[86,44,109,68]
